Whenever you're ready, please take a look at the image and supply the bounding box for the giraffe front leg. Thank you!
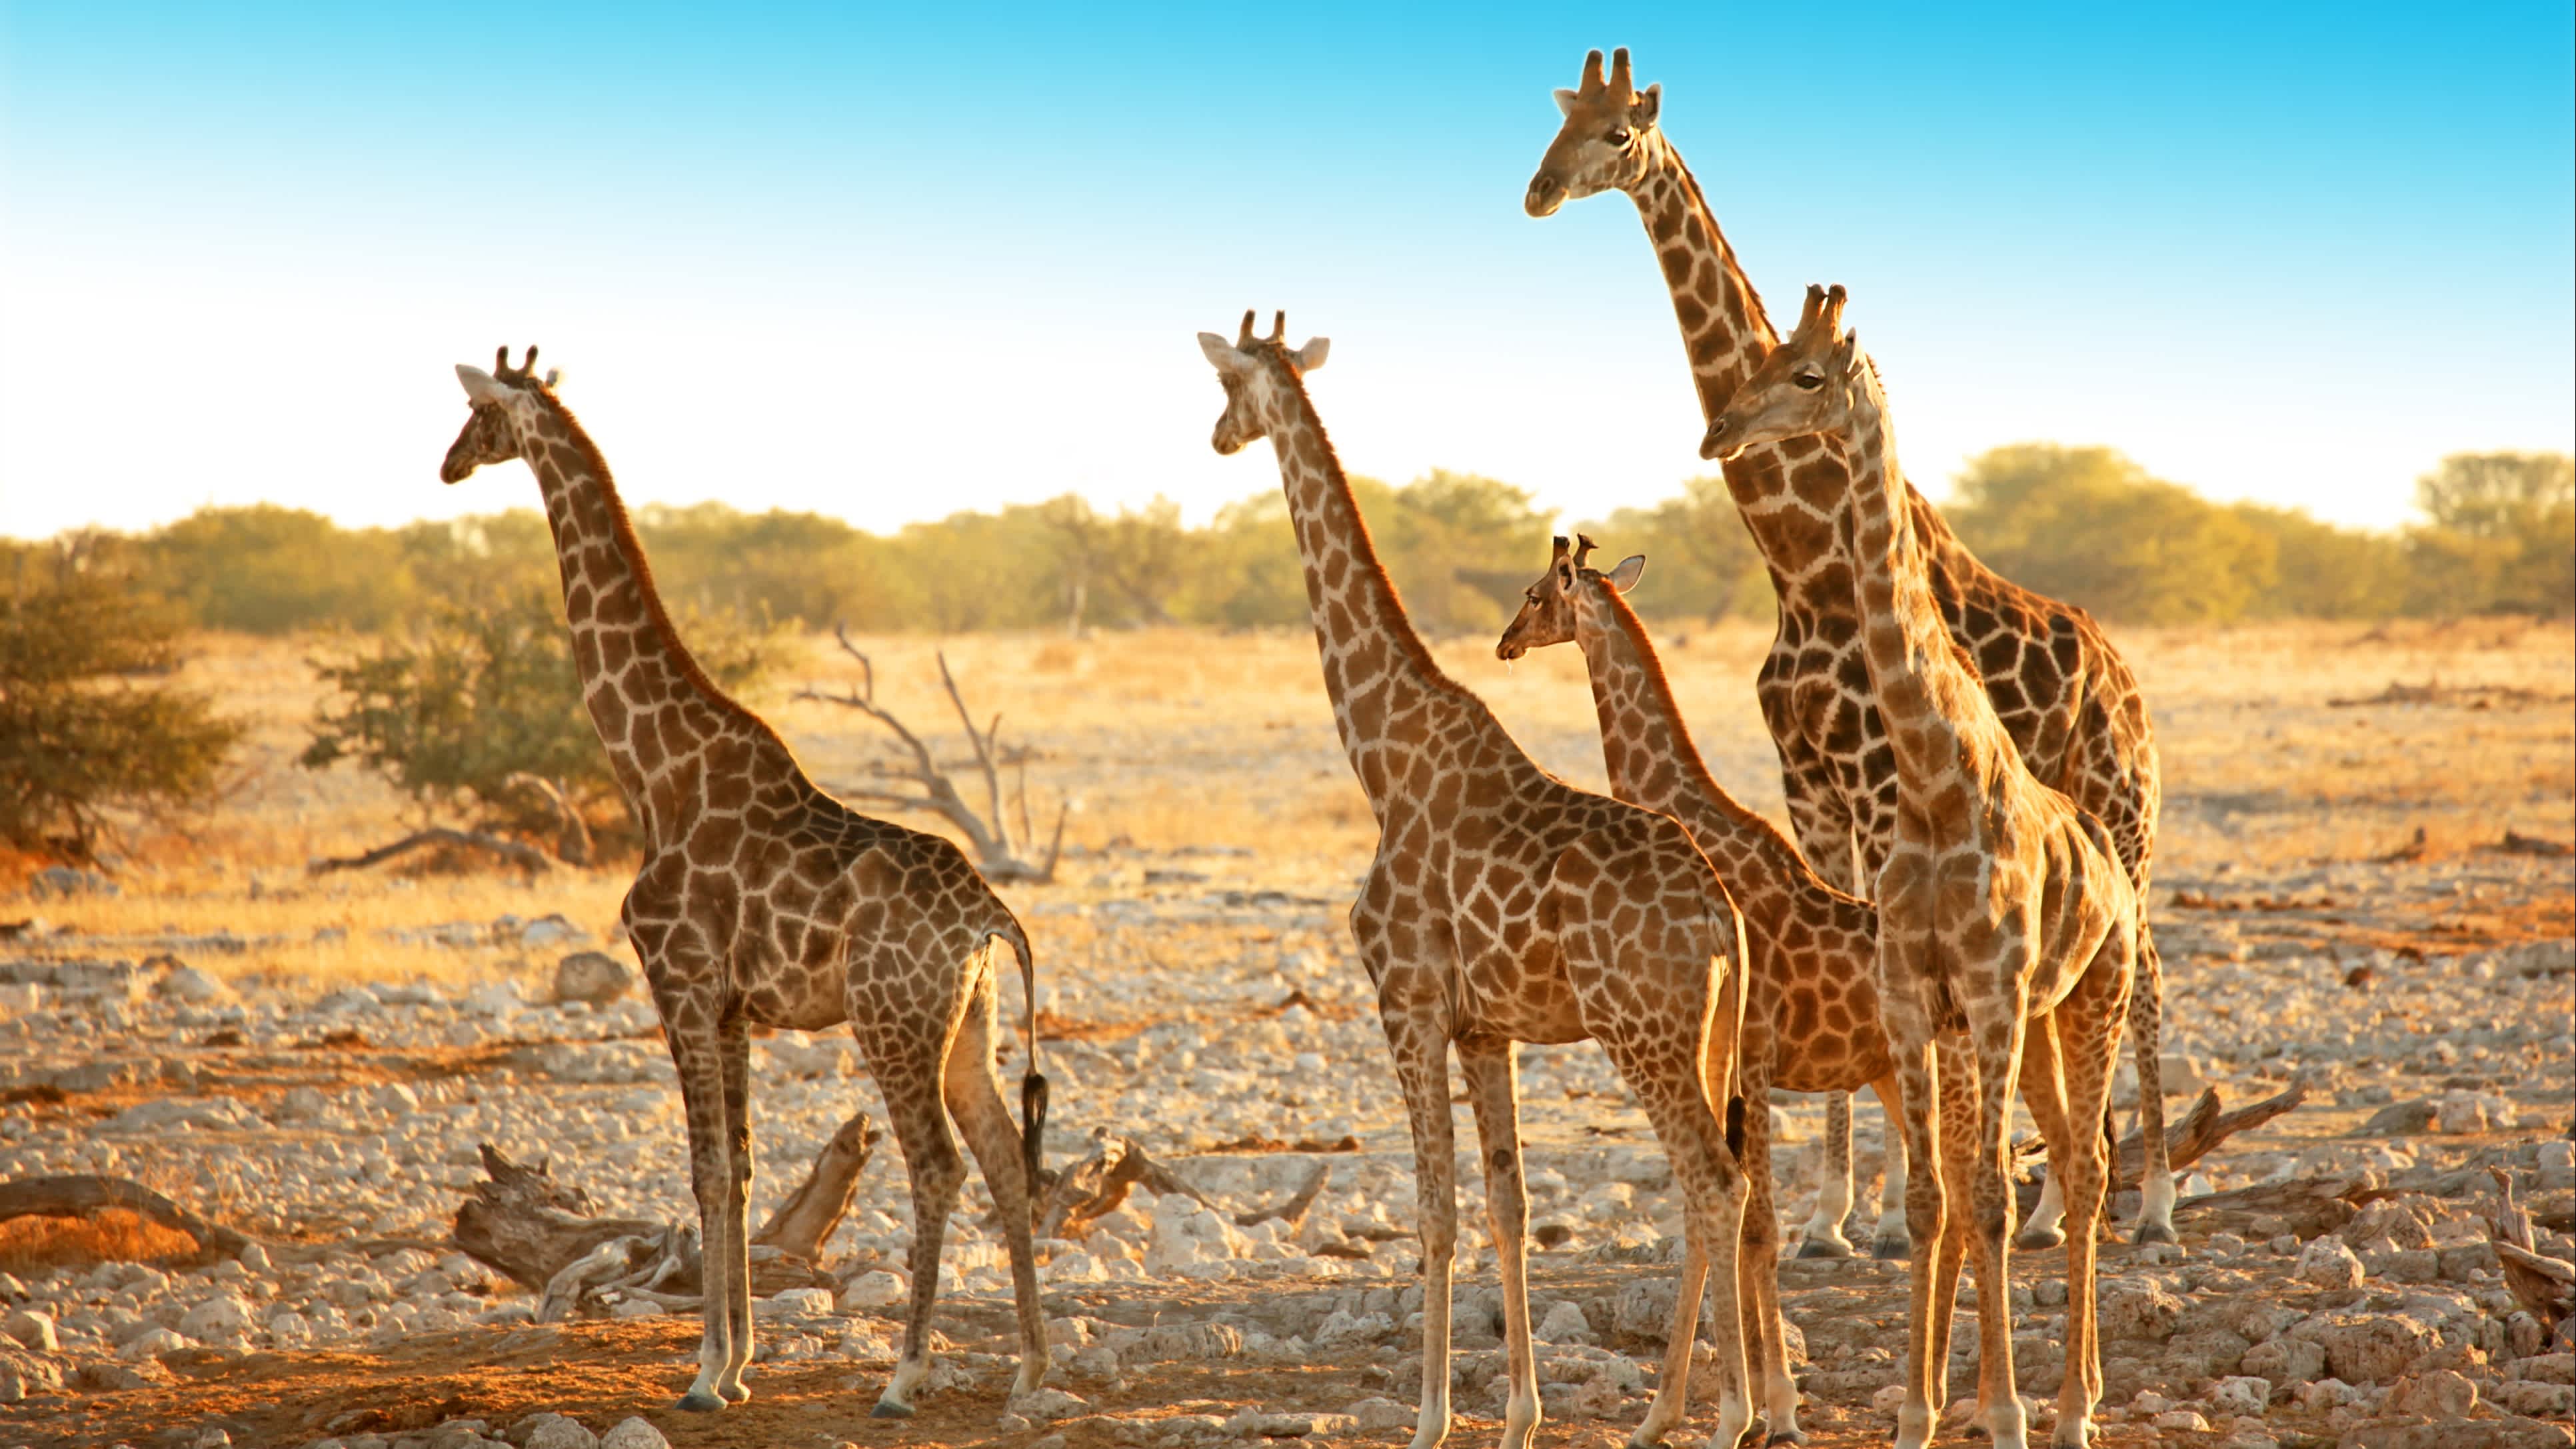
[712,1013,755,1404]
[2125,924,2177,1244]
[1460,1040,1541,1449]
[1734,1070,1805,1444]
[1864,1074,1913,1259]
[1380,1005,1460,1449]
[1794,1092,1857,1259]
[660,1013,738,1413]
[1882,1018,1945,1449]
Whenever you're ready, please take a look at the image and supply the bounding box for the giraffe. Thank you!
[1199,312,1757,1449]
[1524,46,2174,1248]
[1710,289,2135,1449]
[1496,535,1900,1444]
[439,348,1050,1417]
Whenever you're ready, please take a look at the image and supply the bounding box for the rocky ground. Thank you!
[0,623,2567,1449]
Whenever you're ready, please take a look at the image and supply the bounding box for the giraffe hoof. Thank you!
[2015,1226,2066,1252]
[1870,1234,1912,1260]
[2130,1220,2179,1246]
[870,1399,917,1420]
[1766,1431,1812,1447]
[718,1382,752,1405]
[1794,1236,1854,1260]
[672,1390,725,1413]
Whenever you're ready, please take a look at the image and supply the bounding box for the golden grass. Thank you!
[35,618,2573,988]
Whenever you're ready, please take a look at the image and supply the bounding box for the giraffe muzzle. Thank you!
[1524,174,1567,219]
[1698,417,1734,461]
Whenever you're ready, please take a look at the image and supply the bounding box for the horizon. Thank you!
[3,5,2570,544]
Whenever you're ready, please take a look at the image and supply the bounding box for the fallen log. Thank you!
[0,1174,441,1267]
[2173,1173,2377,1240]
[2011,1076,2313,1220]
[451,1145,662,1292]
[2488,1166,2575,1334]
[308,828,553,877]
[1036,1128,1212,1240]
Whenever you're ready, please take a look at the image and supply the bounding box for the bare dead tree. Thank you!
[796,626,1067,884]
[503,772,595,866]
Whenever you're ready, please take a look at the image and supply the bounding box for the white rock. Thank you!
[178,1293,257,1343]
[463,981,525,1016]
[597,1417,670,1449]
[156,966,233,1004]
[523,1414,600,1449]
[2204,1375,2270,1416]
[840,1270,907,1310]
[1,1310,57,1352]
[1538,1300,1592,1342]
[2153,1409,2211,1432]
[1009,1387,1090,1422]
[119,1326,187,1360]
[553,952,637,1007]
[766,1286,834,1318]
[1348,1396,1416,1432]
[2295,1236,2365,1289]
[1144,1204,1247,1276]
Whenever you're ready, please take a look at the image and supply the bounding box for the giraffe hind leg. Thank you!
[943,974,1050,1398]
[862,1023,969,1418]
[2125,924,2177,1244]
[660,1005,742,1413]
[1865,1074,1913,1259]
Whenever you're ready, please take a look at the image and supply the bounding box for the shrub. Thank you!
[0,549,241,858]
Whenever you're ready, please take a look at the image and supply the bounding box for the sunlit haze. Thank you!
[3,4,2569,542]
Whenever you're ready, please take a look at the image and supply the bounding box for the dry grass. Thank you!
[0,1208,203,1273]
[27,618,2571,989]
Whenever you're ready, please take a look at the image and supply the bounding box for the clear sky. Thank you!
[3,3,2569,542]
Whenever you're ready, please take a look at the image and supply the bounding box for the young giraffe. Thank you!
[1525,47,2172,1249]
[1496,536,1899,1445]
[1710,290,2136,1449]
[1199,313,1757,1449]
[439,349,1050,1416]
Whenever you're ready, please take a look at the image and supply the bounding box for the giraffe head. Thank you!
[1701,285,1860,461]
[1524,47,1664,218]
[1494,534,1646,661]
[441,345,562,483]
[1196,311,1330,455]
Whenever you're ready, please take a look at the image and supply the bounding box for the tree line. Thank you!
[15,447,2569,640]
[3,445,2564,860]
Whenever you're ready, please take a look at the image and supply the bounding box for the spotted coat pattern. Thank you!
[439,350,1048,1418]
[1200,314,1753,1449]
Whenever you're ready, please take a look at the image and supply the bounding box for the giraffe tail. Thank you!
[993,916,1048,1197]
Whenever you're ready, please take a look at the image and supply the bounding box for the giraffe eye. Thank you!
[1794,372,1824,391]
[1606,128,1631,146]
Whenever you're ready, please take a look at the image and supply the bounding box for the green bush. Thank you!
[0,549,241,858]
[300,586,784,854]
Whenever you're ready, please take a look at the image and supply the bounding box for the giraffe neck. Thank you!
[1838,373,1995,789]
[1627,133,1979,605]
[1573,581,1847,928]
[1257,371,1468,810]
[1627,132,1778,424]
[515,399,802,839]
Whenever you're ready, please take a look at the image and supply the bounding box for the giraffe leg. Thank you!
[712,1012,755,1404]
[1733,1061,1804,1444]
[1459,1040,1541,1449]
[1864,1074,1913,1259]
[1380,1004,1459,1449]
[862,1027,968,1418]
[1965,999,2033,1449]
[1882,1018,1944,1449]
[2125,924,2176,1244]
[2051,940,2132,1447]
[1923,1039,1976,1423]
[659,1004,739,1413]
[1794,1092,1857,1259]
[944,971,1050,1398]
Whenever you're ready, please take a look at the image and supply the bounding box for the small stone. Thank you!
[839,1269,906,1310]
[118,1325,187,1360]
[553,952,636,1007]
[2296,1236,2365,1289]
[2389,1368,2479,1421]
[1537,1300,1592,1343]
[1348,1397,1416,1432]
[597,1418,669,1449]
[1008,1387,1090,1422]
[522,1414,600,1449]
[2152,1409,2211,1432]
[766,1286,834,1318]
[2,1309,57,1352]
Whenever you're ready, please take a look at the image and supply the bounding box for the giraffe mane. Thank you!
[1265,354,1471,701]
[519,383,792,750]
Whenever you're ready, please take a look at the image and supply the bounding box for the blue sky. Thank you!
[3,3,2569,541]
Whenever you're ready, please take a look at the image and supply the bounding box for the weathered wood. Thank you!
[503,771,595,866]
[752,1112,879,1264]
[307,828,553,877]
[1036,1128,1212,1240]
[1237,1162,1332,1234]
[451,1144,665,1291]
[0,1174,251,1260]
[2173,1173,2375,1240]
[2488,1166,2575,1332]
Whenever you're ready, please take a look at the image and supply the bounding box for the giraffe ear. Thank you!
[1293,337,1330,373]
[1630,83,1660,127]
[1552,87,1580,117]
[1606,555,1646,593]
[455,364,505,405]
[1198,333,1252,374]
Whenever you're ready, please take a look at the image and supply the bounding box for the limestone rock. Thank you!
[552,952,635,1007]
[597,1422,668,1449]
[2297,1236,2366,1289]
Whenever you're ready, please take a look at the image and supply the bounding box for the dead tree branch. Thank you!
[796,626,1066,884]
[752,1112,880,1264]
[0,1174,440,1267]
[503,772,594,866]
[2488,1165,2575,1336]
[307,827,553,877]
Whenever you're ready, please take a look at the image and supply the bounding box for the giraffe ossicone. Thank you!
[439,350,1052,1418]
